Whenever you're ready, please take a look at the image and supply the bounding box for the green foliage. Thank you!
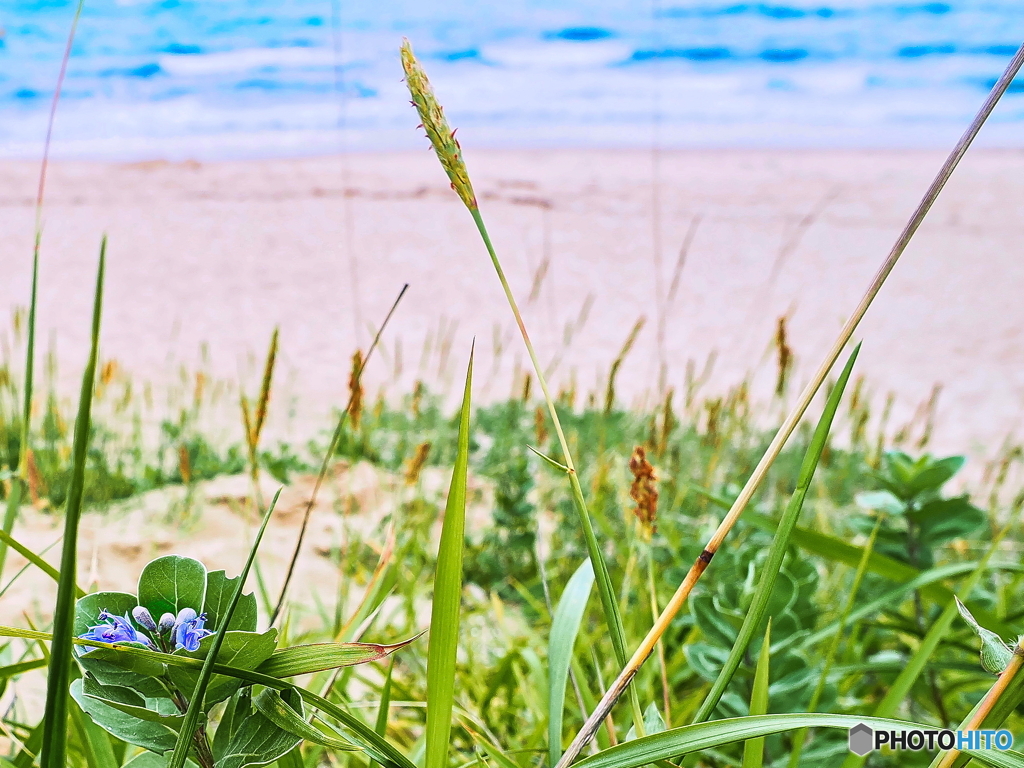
[853,451,987,569]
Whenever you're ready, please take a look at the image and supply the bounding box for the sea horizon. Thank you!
[2,0,1024,160]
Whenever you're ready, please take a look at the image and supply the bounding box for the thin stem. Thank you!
[554,41,1024,768]
[469,207,646,732]
[270,285,408,624]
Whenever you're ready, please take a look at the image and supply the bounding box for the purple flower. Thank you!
[172,607,213,652]
[79,610,154,650]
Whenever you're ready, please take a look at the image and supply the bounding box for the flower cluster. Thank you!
[79,605,213,653]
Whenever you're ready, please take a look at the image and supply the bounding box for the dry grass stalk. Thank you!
[349,349,365,430]
[404,442,432,486]
[604,317,646,414]
[774,316,793,397]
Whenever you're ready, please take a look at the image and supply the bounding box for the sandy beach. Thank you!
[2,148,1024,454]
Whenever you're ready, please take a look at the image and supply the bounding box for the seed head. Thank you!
[400,40,478,210]
[629,446,659,537]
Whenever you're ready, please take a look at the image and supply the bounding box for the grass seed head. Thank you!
[629,445,659,537]
[400,40,478,210]
[348,349,365,431]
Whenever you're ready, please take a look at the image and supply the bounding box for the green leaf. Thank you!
[121,753,198,768]
[693,345,859,723]
[908,455,965,495]
[70,678,178,755]
[956,597,1014,674]
[915,497,987,545]
[569,714,1024,768]
[137,556,208,622]
[424,349,472,768]
[626,703,667,742]
[167,629,278,707]
[548,558,595,767]
[252,687,358,751]
[742,621,771,768]
[40,242,105,768]
[3,623,416,768]
[167,490,281,768]
[256,637,415,678]
[215,687,302,768]
[81,675,182,728]
[203,570,258,633]
[854,490,904,516]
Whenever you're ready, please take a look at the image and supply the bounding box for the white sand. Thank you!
[2,148,1024,454]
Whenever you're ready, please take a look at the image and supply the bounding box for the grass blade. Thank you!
[741,621,771,768]
[38,238,105,768]
[555,42,1024,765]
[376,658,395,737]
[166,487,283,768]
[424,346,473,768]
[567,714,1024,768]
[693,345,859,723]
[787,519,880,768]
[549,559,596,767]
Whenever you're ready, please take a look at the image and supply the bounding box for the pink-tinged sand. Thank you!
[1,148,1023,454]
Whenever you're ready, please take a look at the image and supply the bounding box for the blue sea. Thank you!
[2,0,1024,158]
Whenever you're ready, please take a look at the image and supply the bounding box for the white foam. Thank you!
[158,47,336,76]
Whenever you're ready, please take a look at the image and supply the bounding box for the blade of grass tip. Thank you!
[38,238,104,768]
[400,39,646,734]
[838,525,1009,768]
[424,345,472,768]
[741,620,771,768]
[692,344,859,726]
[787,517,881,768]
[556,43,1024,767]
[270,284,408,624]
[166,487,283,768]
[550,559,596,768]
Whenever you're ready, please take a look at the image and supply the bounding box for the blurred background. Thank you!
[2,0,1024,457]
[3,0,1024,158]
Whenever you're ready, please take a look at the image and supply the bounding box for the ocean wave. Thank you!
[3,0,1024,155]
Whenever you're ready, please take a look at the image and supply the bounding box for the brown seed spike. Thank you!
[629,446,659,537]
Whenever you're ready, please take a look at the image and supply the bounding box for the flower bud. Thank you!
[158,613,175,633]
[131,606,157,631]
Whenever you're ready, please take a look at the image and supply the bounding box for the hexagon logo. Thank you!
[849,723,874,756]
